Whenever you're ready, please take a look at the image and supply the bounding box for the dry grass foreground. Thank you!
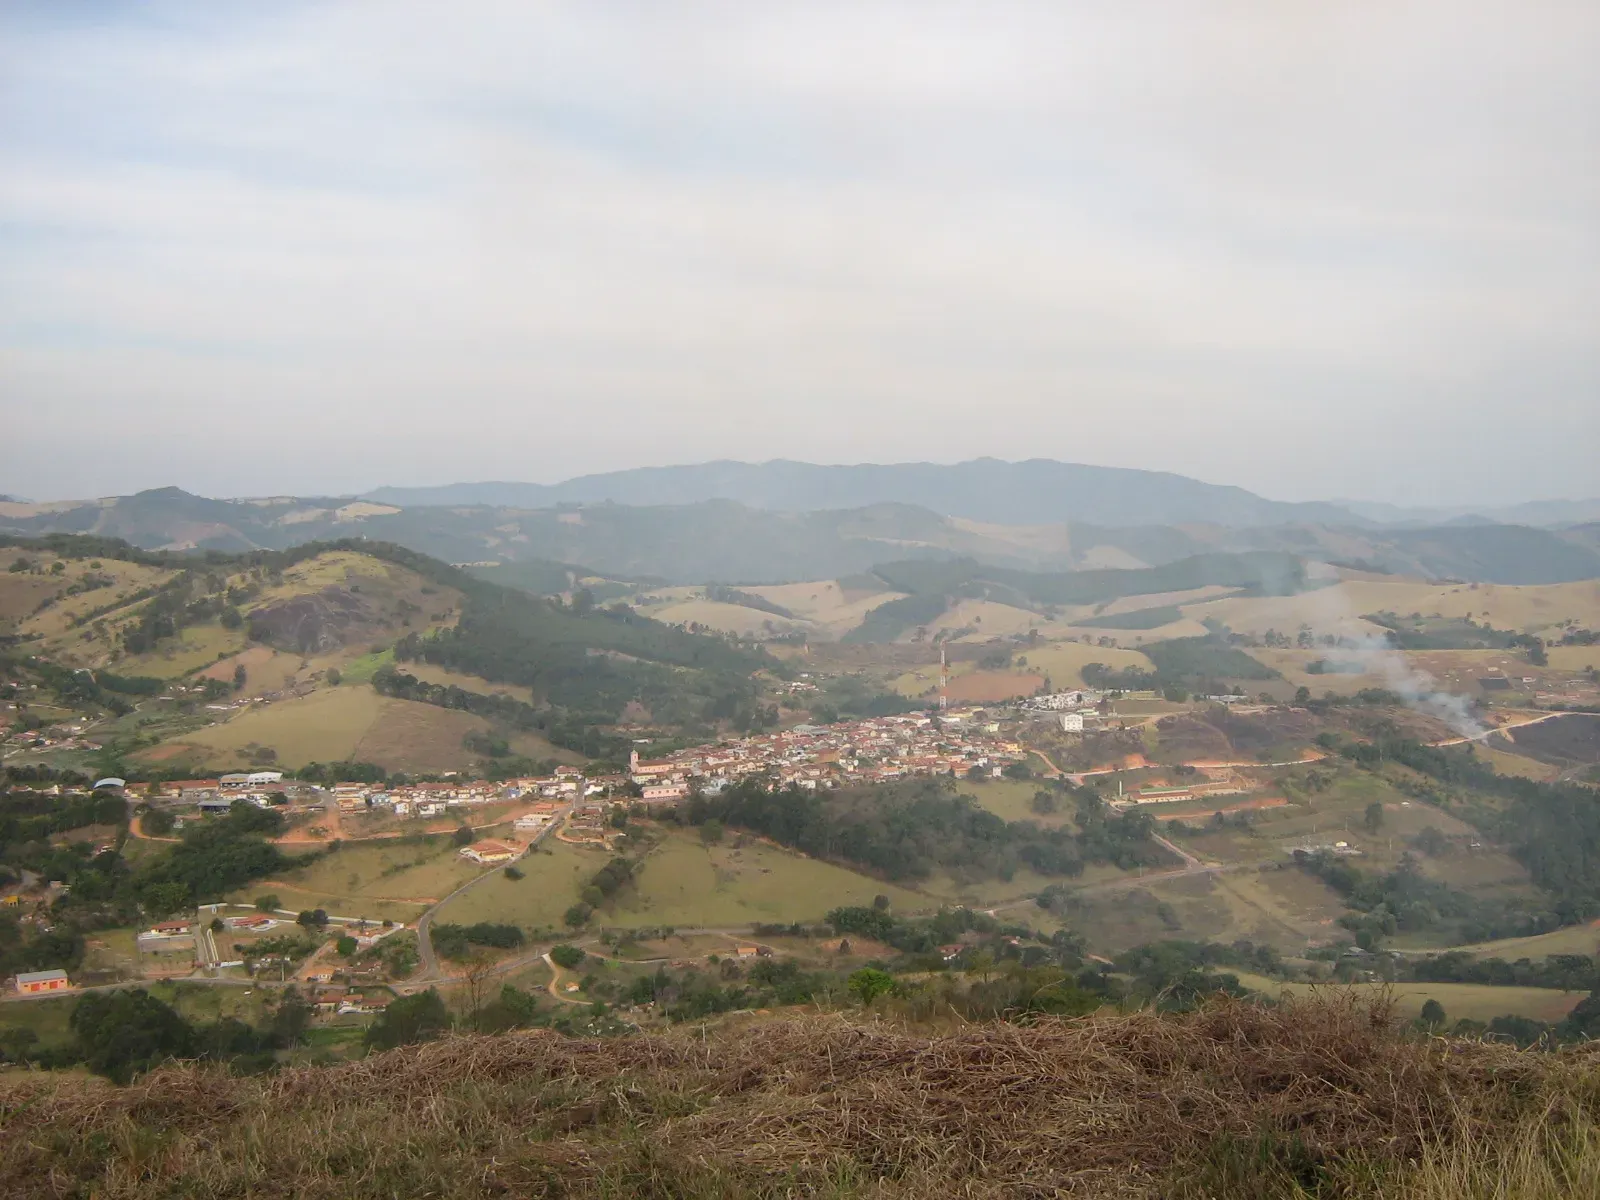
[4,995,1600,1198]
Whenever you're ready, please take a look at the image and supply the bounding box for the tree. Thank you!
[255,893,281,912]
[1363,802,1385,834]
[872,893,891,912]
[1419,998,1447,1029]
[550,944,586,969]
[847,967,895,1006]
[564,903,592,928]
[1003,762,1033,781]
[1294,687,1312,705]
[326,668,342,686]
[71,988,196,1084]
[142,880,191,918]
[1030,790,1059,816]
[141,807,177,836]
[209,917,226,934]
[232,664,247,690]
[269,986,311,1048]
[453,825,475,847]
[699,818,724,845]
[296,909,328,928]
[335,935,358,957]
[364,989,450,1051]
[219,605,244,630]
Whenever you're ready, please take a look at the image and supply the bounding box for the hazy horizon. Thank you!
[4,3,1596,506]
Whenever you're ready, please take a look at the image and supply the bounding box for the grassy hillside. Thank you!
[4,533,767,771]
[5,997,1599,1198]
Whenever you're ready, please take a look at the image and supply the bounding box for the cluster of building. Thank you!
[625,709,1030,799]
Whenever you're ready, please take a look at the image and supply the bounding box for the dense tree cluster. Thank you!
[1332,732,1600,920]
[683,777,1166,884]
[428,922,524,960]
[1293,849,1553,947]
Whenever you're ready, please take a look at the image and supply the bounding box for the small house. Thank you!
[15,969,71,995]
[459,840,518,865]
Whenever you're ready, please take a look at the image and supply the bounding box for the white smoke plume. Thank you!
[1292,574,1489,741]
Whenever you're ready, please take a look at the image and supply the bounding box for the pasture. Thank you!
[958,779,1071,825]
[741,580,908,637]
[611,831,929,928]
[146,685,511,773]
[238,836,478,922]
[1234,975,1589,1025]
[432,837,612,930]
[116,624,246,678]
[1188,579,1600,643]
[650,598,810,638]
[1445,922,1600,962]
[164,686,387,766]
[1009,640,1155,688]
[197,646,304,697]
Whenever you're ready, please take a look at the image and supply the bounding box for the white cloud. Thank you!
[1,1,1596,504]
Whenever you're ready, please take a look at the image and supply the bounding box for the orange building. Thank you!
[15,969,71,995]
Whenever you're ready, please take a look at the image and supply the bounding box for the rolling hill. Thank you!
[1,533,767,771]
[5,480,1600,588]
[364,457,1364,527]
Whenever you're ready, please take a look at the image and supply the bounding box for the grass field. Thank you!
[649,599,811,638]
[238,836,479,922]
[1549,645,1600,672]
[1477,745,1563,780]
[1442,922,1600,962]
[1189,579,1600,643]
[338,647,395,684]
[741,580,908,637]
[432,837,611,930]
[116,624,247,678]
[349,698,491,774]
[942,669,1044,702]
[1010,640,1155,688]
[1233,974,1589,1024]
[145,685,508,773]
[438,830,932,932]
[196,646,304,697]
[166,686,386,766]
[958,778,1070,825]
[928,599,1059,640]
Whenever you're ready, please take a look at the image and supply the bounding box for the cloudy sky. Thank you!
[3,2,1596,505]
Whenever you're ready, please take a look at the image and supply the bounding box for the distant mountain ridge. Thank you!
[364,458,1364,529]
[4,484,1599,587]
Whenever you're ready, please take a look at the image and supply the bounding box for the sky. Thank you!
[2,2,1597,506]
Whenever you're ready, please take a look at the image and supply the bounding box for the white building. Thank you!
[1059,712,1085,733]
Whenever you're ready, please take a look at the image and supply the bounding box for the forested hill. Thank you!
[1,533,766,730]
[871,551,1308,607]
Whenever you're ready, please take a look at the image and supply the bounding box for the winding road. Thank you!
[412,808,569,982]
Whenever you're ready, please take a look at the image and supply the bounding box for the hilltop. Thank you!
[0,534,763,776]
[2,996,1597,1199]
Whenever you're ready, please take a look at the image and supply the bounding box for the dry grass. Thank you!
[4,995,1599,1198]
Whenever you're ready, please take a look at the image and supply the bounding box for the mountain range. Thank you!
[3,460,1600,587]
[365,458,1362,528]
